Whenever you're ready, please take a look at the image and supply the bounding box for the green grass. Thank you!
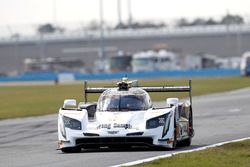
[133,140,250,167]
[0,77,250,119]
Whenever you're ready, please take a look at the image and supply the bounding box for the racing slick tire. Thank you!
[180,137,192,147]
[61,147,81,153]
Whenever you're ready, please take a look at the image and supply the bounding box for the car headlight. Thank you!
[146,113,169,129]
[63,116,82,130]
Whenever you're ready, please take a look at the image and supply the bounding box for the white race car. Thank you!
[58,77,194,153]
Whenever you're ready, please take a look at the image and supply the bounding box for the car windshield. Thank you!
[98,95,148,112]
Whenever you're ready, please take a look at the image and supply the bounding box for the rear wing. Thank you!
[84,80,192,105]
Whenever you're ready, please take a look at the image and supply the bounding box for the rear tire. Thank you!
[61,147,81,153]
[182,137,192,146]
[180,137,192,147]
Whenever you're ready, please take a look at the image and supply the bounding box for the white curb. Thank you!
[111,137,250,167]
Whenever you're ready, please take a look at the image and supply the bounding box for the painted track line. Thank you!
[111,137,250,167]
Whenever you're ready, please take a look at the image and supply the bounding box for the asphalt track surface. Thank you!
[0,88,250,167]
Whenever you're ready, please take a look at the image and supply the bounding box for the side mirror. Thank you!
[166,98,179,107]
[63,99,77,108]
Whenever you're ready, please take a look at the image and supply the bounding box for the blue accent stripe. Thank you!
[0,68,240,82]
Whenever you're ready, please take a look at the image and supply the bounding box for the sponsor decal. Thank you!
[114,123,132,129]
[97,123,132,129]
[107,130,119,134]
[97,124,111,129]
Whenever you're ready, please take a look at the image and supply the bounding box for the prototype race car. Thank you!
[58,77,194,153]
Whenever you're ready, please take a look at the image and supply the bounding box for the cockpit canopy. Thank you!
[97,88,152,112]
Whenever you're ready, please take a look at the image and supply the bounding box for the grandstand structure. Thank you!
[0,24,250,74]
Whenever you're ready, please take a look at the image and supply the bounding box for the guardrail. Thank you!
[1,24,250,44]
